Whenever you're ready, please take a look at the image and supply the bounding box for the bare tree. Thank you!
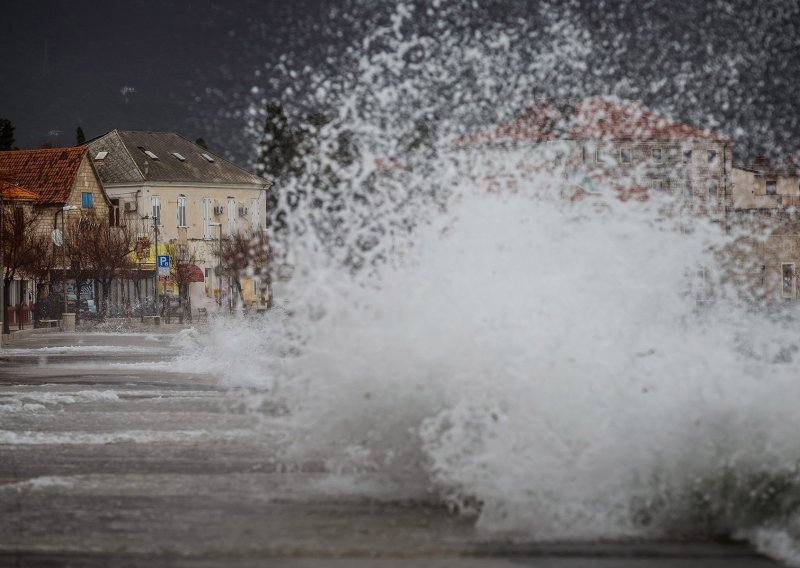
[62,214,100,323]
[164,242,200,323]
[82,215,135,318]
[216,229,273,311]
[1,203,48,332]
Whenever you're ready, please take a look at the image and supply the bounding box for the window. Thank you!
[783,263,795,298]
[251,198,260,228]
[227,197,236,234]
[767,180,777,195]
[652,148,663,162]
[684,179,694,201]
[595,147,604,163]
[177,195,187,227]
[109,199,120,227]
[708,179,719,199]
[94,151,108,161]
[151,195,161,224]
[81,192,93,208]
[582,144,596,163]
[652,179,665,191]
[620,147,631,164]
[201,153,215,163]
[707,150,718,167]
[683,149,692,164]
[137,147,159,160]
[202,197,212,239]
[172,152,186,161]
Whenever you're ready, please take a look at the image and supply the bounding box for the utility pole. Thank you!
[153,216,159,310]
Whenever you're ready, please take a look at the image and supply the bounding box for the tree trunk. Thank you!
[2,277,11,334]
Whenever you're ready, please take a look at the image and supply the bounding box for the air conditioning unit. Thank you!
[213,205,225,216]
[238,205,249,217]
[123,201,136,212]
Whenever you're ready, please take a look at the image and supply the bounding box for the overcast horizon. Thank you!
[1,0,798,168]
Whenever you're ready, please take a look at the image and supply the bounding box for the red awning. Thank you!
[178,264,204,283]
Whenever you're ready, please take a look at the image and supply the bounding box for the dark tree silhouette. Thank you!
[0,119,16,151]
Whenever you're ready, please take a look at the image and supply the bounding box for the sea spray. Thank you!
[178,1,800,563]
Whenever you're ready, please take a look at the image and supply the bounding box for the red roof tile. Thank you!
[459,98,730,146]
[0,147,88,204]
[0,180,39,201]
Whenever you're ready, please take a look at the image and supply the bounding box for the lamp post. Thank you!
[209,222,224,311]
[55,205,78,331]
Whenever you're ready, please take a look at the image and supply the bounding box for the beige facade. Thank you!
[726,159,800,303]
[569,139,732,213]
[86,130,271,310]
[106,182,267,307]
[731,166,800,209]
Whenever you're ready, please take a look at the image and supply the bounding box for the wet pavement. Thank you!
[0,332,780,567]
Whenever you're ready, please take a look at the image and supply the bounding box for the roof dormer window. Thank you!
[137,146,159,160]
[172,152,186,161]
[201,153,215,163]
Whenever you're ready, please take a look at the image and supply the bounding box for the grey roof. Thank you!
[86,130,270,187]
[734,156,798,178]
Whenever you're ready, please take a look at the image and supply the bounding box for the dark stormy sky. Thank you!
[1,1,799,167]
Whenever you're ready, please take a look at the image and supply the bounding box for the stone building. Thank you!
[728,156,800,302]
[86,131,272,310]
[0,147,112,322]
[459,98,734,219]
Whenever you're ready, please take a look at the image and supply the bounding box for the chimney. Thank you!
[753,154,770,168]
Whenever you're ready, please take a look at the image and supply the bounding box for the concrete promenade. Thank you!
[0,332,780,567]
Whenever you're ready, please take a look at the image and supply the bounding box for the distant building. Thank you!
[459,98,733,218]
[729,155,800,302]
[86,130,272,309]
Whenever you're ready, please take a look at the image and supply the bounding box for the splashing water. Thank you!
[180,2,800,564]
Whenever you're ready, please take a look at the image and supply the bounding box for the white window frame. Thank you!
[202,197,212,240]
[766,179,777,195]
[177,195,187,228]
[151,195,161,225]
[707,179,719,200]
[651,147,663,163]
[782,263,796,299]
[227,197,236,235]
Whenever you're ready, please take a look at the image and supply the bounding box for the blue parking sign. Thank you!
[157,255,171,277]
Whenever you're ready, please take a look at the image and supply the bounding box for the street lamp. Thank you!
[55,205,78,316]
[209,222,223,311]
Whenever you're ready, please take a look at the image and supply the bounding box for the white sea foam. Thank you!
[0,428,255,445]
[175,1,800,563]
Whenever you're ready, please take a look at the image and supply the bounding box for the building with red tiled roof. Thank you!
[0,148,112,328]
[0,147,111,229]
[459,97,734,218]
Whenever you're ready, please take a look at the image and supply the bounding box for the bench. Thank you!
[38,319,59,328]
[142,315,161,325]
